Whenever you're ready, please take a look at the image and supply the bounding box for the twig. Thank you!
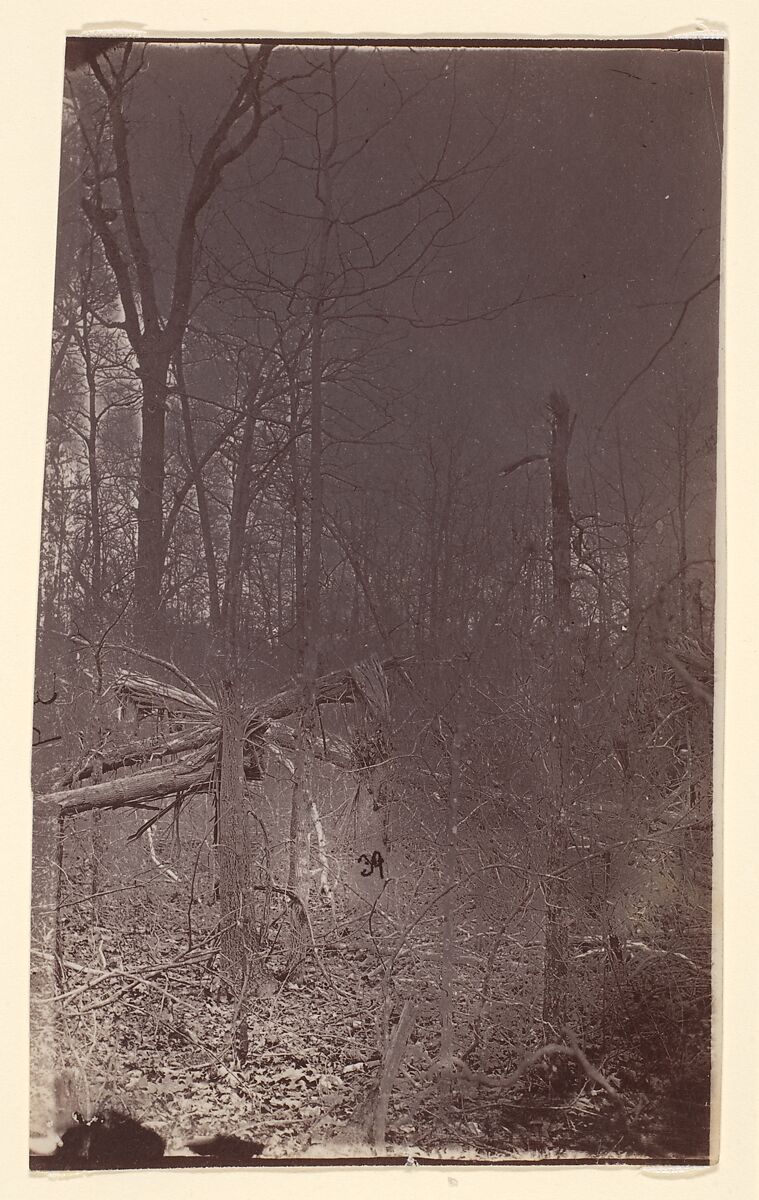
[600,274,720,428]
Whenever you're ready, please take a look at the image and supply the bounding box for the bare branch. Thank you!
[600,274,720,428]
[500,453,547,479]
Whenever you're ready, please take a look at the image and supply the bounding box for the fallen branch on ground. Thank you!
[445,1029,624,1117]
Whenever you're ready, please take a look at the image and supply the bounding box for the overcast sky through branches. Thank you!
[58,42,722,484]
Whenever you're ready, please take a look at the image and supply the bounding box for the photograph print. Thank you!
[30,35,722,1167]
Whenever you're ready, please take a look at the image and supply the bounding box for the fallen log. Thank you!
[37,726,355,817]
[42,724,218,792]
[37,749,216,816]
[115,670,215,719]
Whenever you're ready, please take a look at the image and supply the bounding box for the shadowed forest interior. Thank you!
[30,38,720,1165]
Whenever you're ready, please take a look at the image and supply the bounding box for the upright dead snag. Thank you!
[542,392,574,1034]
[213,679,275,1003]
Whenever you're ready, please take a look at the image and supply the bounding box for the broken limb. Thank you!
[38,748,216,815]
[436,1027,643,1145]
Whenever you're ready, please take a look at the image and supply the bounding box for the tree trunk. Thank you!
[439,718,464,1081]
[351,760,390,913]
[78,298,103,614]
[222,397,259,646]
[287,307,324,911]
[542,392,573,1035]
[134,356,169,645]
[29,803,62,1136]
[216,680,273,1001]
[175,347,221,629]
[287,110,332,912]
[614,420,640,646]
[290,381,306,671]
[369,999,416,1150]
[287,712,314,916]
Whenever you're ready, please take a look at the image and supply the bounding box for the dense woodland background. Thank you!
[30,40,720,1162]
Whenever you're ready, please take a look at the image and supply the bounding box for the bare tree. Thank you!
[69,42,281,645]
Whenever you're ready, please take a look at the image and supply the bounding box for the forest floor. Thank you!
[32,896,711,1164]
